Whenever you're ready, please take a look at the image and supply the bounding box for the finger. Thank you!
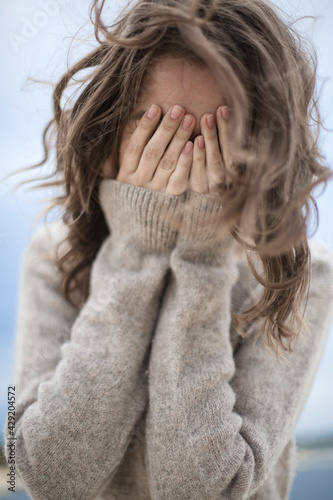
[165,141,193,195]
[201,112,225,194]
[149,113,196,192]
[117,104,162,181]
[216,105,233,186]
[189,135,208,194]
[136,104,186,186]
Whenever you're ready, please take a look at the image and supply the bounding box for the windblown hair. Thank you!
[11,0,332,356]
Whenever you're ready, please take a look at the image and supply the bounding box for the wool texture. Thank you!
[3,178,333,500]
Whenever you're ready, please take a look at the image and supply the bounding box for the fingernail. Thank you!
[207,114,215,129]
[197,136,205,149]
[171,105,184,120]
[182,115,193,130]
[183,141,193,154]
[221,105,229,121]
[147,104,159,119]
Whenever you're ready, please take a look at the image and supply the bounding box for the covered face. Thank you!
[104,56,225,177]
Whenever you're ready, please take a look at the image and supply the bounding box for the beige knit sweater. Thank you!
[3,179,333,500]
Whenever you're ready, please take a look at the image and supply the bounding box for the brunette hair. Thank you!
[9,0,332,356]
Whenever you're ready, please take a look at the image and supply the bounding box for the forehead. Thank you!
[137,57,225,121]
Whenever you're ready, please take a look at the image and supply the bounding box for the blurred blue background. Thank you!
[1,0,333,498]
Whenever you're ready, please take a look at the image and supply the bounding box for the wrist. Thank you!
[175,190,236,266]
[99,179,184,253]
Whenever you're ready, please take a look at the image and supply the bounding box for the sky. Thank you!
[0,0,333,440]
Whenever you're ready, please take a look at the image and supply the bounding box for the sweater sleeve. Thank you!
[145,190,333,500]
[2,179,184,500]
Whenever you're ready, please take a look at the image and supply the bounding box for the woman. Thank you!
[3,0,333,498]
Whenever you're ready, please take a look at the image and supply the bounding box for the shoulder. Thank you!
[23,221,69,264]
[24,220,91,311]
[21,221,71,289]
[25,220,69,253]
[232,240,333,310]
[308,239,333,307]
[309,239,333,280]
[21,220,84,310]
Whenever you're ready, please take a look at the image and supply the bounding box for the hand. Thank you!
[189,105,230,195]
[115,104,197,195]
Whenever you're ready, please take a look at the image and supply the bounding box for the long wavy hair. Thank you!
[9,0,332,356]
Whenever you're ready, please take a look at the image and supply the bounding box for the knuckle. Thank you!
[211,158,223,170]
[159,156,175,171]
[190,170,205,182]
[167,175,186,195]
[126,141,141,156]
[161,120,175,133]
[139,118,153,132]
[169,175,183,188]
[143,145,159,161]
[211,170,225,184]
[206,130,218,141]
[173,130,188,144]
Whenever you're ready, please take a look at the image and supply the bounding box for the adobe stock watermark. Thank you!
[7,0,71,53]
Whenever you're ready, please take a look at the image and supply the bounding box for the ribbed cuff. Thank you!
[175,190,236,265]
[99,179,185,253]
[99,180,236,263]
